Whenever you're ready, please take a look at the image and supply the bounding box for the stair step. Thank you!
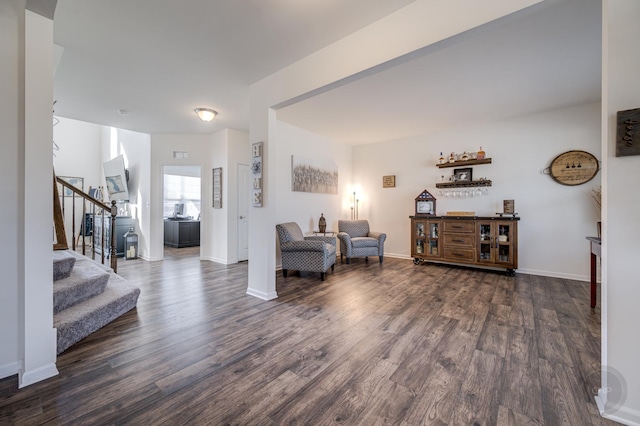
[53,261,110,314]
[54,274,141,354]
[53,250,76,281]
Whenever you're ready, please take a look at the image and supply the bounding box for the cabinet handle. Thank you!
[452,239,465,243]
[452,225,463,229]
[452,252,465,257]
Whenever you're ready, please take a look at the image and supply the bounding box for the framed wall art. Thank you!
[252,142,263,207]
[59,176,84,197]
[213,167,222,209]
[291,155,338,194]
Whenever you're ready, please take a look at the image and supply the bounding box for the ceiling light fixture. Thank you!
[195,108,217,122]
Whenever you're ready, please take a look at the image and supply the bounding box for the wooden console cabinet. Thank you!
[410,215,519,275]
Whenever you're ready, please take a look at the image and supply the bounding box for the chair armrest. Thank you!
[305,236,336,246]
[369,231,387,243]
[280,240,326,252]
[337,232,351,243]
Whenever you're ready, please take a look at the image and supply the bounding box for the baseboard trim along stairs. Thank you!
[53,250,140,354]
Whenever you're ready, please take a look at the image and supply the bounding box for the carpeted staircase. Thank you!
[53,250,140,354]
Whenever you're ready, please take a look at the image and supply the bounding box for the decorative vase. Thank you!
[318,213,326,233]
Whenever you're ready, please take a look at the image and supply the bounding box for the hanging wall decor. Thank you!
[252,142,263,207]
[213,167,222,208]
[616,107,640,157]
[291,155,338,194]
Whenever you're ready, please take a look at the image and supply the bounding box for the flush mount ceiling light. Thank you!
[195,108,217,122]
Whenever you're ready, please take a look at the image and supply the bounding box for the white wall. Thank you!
[600,1,640,424]
[354,102,601,280]
[274,121,353,266]
[0,0,24,380]
[21,7,59,387]
[53,116,102,187]
[52,116,103,245]
[102,127,152,258]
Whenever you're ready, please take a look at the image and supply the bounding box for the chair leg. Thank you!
[283,269,288,278]
[321,272,325,281]
[331,264,335,272]
[346,258,350,264]
[365,257,368,263]
[379,256,383,264]
[340,254,343,263]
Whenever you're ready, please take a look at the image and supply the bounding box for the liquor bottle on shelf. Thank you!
[477,146,486,160]
[438,152,446,164]
[449,152,456,163]
[461,151,469,161]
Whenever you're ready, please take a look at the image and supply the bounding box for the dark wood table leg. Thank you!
[590,250,597,308]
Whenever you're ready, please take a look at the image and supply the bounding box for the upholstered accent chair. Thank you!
[337,220,386,264]
[276,222,337,281]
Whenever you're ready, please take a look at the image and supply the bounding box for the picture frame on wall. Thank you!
[59,176,84,197]
[213,167,222,209]
[453,167,473,183]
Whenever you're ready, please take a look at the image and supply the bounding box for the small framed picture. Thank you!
[382,175,396,188]
[453,167,473,183]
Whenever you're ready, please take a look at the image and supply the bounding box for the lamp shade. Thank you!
[195,108,217,122]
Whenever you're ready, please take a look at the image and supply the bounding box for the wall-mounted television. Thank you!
[103,155,130,202]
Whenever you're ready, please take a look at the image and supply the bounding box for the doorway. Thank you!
[237,164,250,262]
[163,165,202,258]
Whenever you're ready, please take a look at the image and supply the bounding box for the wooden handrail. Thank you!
[55,177,118,273]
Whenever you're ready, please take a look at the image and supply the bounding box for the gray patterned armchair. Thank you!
[337,220,386,264]
[276,222,337,281]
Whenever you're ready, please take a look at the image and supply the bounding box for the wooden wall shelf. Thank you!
[435,180,492,188]
[436,158,492,168]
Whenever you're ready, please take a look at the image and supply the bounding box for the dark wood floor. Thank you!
[0,247,618,425]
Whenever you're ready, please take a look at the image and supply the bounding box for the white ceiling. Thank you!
[53,0,414,135]
[53,0,601,145]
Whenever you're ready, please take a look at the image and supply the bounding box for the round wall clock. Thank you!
[549,150,599,186]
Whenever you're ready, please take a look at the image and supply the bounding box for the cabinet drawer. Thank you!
[443,247,475,262]
[443,233,475,247]
[443,221,475,233]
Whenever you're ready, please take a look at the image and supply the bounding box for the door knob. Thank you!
[239,215,245,219]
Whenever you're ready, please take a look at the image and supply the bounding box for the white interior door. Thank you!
[237,164,250,261]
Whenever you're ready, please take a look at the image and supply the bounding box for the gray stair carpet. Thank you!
[54,273,140,354]
[53,250,140,354]
[53,250,76,281]
[53,261,110,314]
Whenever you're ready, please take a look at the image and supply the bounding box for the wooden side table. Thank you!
[313,230,336,236]
[586,236,601,308]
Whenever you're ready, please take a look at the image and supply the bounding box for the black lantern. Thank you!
[123,227,138,259]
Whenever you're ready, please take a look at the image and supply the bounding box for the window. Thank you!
[163,174,201,218]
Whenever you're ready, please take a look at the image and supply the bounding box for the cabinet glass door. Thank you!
[496,223,513,264]
[414,220,426,255]
[427,222,439,256]
[478,223,493,262]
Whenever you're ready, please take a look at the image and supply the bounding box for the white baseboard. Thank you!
[19,363,58,388]
[516,268,589,282]
[201,256,235,265]
[0,361,22,380]
[596,390,640,425]
[246,287,278,300]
